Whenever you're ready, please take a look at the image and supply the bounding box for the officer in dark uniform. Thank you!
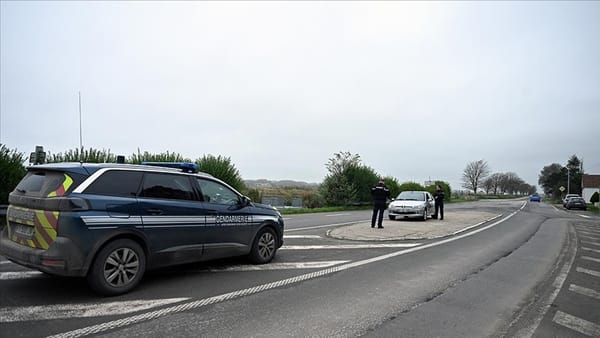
[371,180,390,228]
[434,185,445,220]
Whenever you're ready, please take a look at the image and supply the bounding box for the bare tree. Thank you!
[462,159,491,194]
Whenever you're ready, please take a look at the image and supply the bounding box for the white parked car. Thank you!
[563,194,579,207]
[388,191,435,221]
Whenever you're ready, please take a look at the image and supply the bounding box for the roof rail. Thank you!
[141,162,199,173]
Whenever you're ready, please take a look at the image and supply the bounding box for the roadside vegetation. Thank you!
[1,145,597,218]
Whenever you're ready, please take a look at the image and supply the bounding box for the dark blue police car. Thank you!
[0,162,284,295]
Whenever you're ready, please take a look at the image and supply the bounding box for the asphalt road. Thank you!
[1,200,598,337]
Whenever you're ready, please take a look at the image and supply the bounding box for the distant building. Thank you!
[581,174,600,204]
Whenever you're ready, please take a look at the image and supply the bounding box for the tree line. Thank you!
[2,144,539,208]
[461,159,536,195]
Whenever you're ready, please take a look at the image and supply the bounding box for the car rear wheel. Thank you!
[249,227,277,264]
[87,239,146,296]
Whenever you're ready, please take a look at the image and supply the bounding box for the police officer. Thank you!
[371,180,390,228]
[434,185,445,220]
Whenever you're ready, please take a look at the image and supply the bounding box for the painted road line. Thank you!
[49,210,519,338]
[283,235,322,239]
[285,221,369,232]
[0,260,14,265]
[580,235,600,241]
[450,214,502,236]
[206,261,350,272]
[578,215,592,219]
[553,311,600,337]
[582,256,600,264]
[576,267,600,278]
[514,222,578,338]
[579,230,600,236]
[0,298,189,323]
[582,247,600,254]
[281,243,421,250]
[325,213,350,217]
[569,284,600,301]
[0,271,44,280]
[581,241,600,247]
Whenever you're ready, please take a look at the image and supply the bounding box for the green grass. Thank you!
[279,206,371,215]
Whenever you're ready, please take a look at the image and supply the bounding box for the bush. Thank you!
[0,144,26,205]
[591,192,599,204]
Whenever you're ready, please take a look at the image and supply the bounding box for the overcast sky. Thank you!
[1,1,599,190]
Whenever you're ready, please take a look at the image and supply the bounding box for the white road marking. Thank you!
[582,247,600,254]
[579,230,600,236]
[283,235,322,239]
[578,214,592,219]
[514,223,578,337]
[285,220,369,232]
[553,311,600,337]
[580,234,600,241]
[0,298,189,323]
[581,241,600,247]
[50,210,520,338]
[569,284,600,301]
[325,213,350,217]
[450,214,502,236]
[0,271,44,280]
[582,256,600,263]
[205,261,350,272]
[281,243,421,250]
[576,267,600,278]
[0,261,13,265]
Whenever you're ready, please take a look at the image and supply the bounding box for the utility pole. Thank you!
[567,168,571,195]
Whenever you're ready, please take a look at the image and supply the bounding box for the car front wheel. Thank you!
[87,239,146,296]
[422,209,428,221]
[249,227,277,264]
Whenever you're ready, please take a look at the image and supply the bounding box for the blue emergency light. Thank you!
[141,162,199,173]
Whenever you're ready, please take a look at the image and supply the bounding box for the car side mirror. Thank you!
[240,196,251,207]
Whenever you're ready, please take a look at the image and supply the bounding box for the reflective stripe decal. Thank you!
[8,206,59,250]
[47,174,73,197]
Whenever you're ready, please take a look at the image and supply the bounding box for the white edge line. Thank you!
[49,210,519,338]
[285,221,369,232]
[450,214,502,236]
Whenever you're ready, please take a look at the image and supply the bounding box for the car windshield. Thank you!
[396,191,425,201]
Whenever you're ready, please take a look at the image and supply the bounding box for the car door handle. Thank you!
[147,208,163,215]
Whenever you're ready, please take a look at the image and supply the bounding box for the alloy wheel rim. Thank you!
[104,248,139,287]
[258,232,275,260]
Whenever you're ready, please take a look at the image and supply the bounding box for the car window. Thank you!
[84,170,143,197]
[197,178,239,205]
[397,191,425,201]
[13,170,85,198]
[140,173,195,201]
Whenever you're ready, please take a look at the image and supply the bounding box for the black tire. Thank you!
[87,239,146,296]
[249,227,278,264]
[422,209,428,221]
[389,215,396,220]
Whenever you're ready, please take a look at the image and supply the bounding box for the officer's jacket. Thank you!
[371,184,390,202]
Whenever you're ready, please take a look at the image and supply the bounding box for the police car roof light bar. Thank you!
[141,162,199,173]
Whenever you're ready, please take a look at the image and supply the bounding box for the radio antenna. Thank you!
[78,91,83,160]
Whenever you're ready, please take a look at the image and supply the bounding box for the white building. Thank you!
[581,174,600,205]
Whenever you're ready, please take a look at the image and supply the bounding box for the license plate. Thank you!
[13,223,35,238]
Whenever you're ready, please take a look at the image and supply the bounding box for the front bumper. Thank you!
[388,208,425,219]
[0,228,87,277]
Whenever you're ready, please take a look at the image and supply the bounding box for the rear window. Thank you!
[84,170,143,197]
[13,170,85,198]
